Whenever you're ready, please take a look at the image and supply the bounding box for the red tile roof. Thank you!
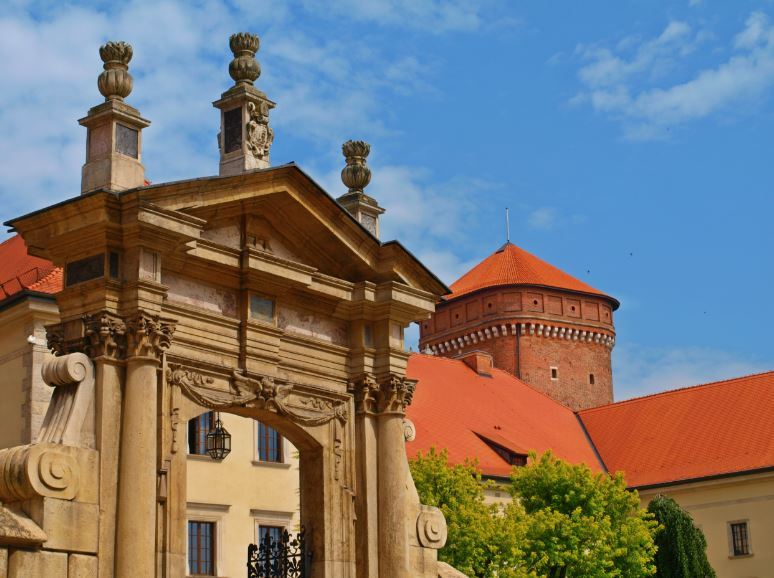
[579,371,774,488]
[448,242,616,307]
[405,354,604,478]
[0,235,62,301]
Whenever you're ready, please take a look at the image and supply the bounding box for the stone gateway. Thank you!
[0,33,459,578]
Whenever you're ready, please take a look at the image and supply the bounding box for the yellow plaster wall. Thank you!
[186,412,300,578]
[0,311,26,448]
[640,472,774,578]
[0,299,58,449]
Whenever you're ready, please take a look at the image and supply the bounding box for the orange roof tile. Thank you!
[0,235,62,301]
[405,354,604,478]
[579,371,774,488]
[448,242,617,307]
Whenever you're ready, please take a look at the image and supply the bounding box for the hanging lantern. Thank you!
[206,412,231,460]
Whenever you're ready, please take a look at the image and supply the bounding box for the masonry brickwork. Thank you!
[419,284,616,411]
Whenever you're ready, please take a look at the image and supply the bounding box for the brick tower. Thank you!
[419,242,619,411]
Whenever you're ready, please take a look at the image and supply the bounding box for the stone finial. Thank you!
[229,32,261,85]
[97,41,134,101]
[341,140,372,193]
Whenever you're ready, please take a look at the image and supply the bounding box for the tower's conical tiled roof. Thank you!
[448,242,617,307]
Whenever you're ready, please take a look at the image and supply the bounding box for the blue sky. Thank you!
[1,0,772,399]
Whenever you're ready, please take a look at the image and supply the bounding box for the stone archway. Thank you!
[169,363,357,577]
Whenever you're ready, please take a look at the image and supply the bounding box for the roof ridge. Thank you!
[580,369,774,414]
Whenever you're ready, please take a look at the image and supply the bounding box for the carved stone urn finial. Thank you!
[229,32,261,85]
[341,140,372,193]
[97,41,134,101]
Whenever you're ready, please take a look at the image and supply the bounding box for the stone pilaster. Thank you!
[213,33,275,176]
[79,41,150,193]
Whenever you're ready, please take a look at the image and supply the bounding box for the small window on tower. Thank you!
[550,367,558,380]
[589,373,595,385]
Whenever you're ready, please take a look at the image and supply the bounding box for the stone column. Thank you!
[114,313,174,578]
[375,375,415,578]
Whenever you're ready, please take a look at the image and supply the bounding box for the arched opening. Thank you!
[183,406,323,577]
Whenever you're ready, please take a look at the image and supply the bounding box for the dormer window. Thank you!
[489,444,527,467]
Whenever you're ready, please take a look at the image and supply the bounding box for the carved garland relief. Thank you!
[166,364,349,427]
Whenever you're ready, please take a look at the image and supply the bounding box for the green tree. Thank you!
[410,448,530,577]
[410,448,659,578]
[511,451,658,578]
[647,495,715,578]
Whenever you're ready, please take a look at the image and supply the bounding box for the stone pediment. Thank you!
[134,164,447,293]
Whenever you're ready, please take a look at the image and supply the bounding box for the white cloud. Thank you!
[0,0,472,225]
[527,207,558,230]
[613,343,768,400]
[300,0,485,33]
[574,12,774,139]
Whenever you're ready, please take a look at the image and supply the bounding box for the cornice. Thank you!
[422,321,616,355]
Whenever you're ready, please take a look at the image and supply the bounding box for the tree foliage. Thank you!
[410,449,659,578]
[511,451,658,578]
[647,495,715,578]
[409,448,529,577]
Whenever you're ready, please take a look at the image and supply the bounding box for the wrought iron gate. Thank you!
[247,528,311,578]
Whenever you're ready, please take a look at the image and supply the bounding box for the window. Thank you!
[730,521,751,556]
[188,412,214,455]
[489,444,527,467]
[259,524,284,545]
[550,367,558,380]
[188,520,216,576]
[250,294,275,324]
[589,373,595,385]
[257,421,283,462]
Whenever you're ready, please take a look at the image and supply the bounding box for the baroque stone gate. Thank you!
[0,34,453,577]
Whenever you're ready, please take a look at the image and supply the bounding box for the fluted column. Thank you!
[115,313,174,578]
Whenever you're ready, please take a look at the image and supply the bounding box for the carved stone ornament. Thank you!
[38,353,96,448]
[98,41,134,101]
[126,312,175,359]
[167,365,253,409]
[403,418,417,442]
[0,443,81,503]
[46,323,66,356]
[83,311,126,360]
[246,100,274,160]
[168,364,348,426]
[350,373,379,415]
[350,373,415,416]
[377,375,415,415]
[416,507,448,549]
[341,140,372,194]
[229,32,261,85]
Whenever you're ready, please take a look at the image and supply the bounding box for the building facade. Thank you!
[0,34,453,578]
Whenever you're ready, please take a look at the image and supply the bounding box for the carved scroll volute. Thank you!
[0,444,81,503]
[126,312,176,359]
[416,506,448,549]
[38,353,96,448]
